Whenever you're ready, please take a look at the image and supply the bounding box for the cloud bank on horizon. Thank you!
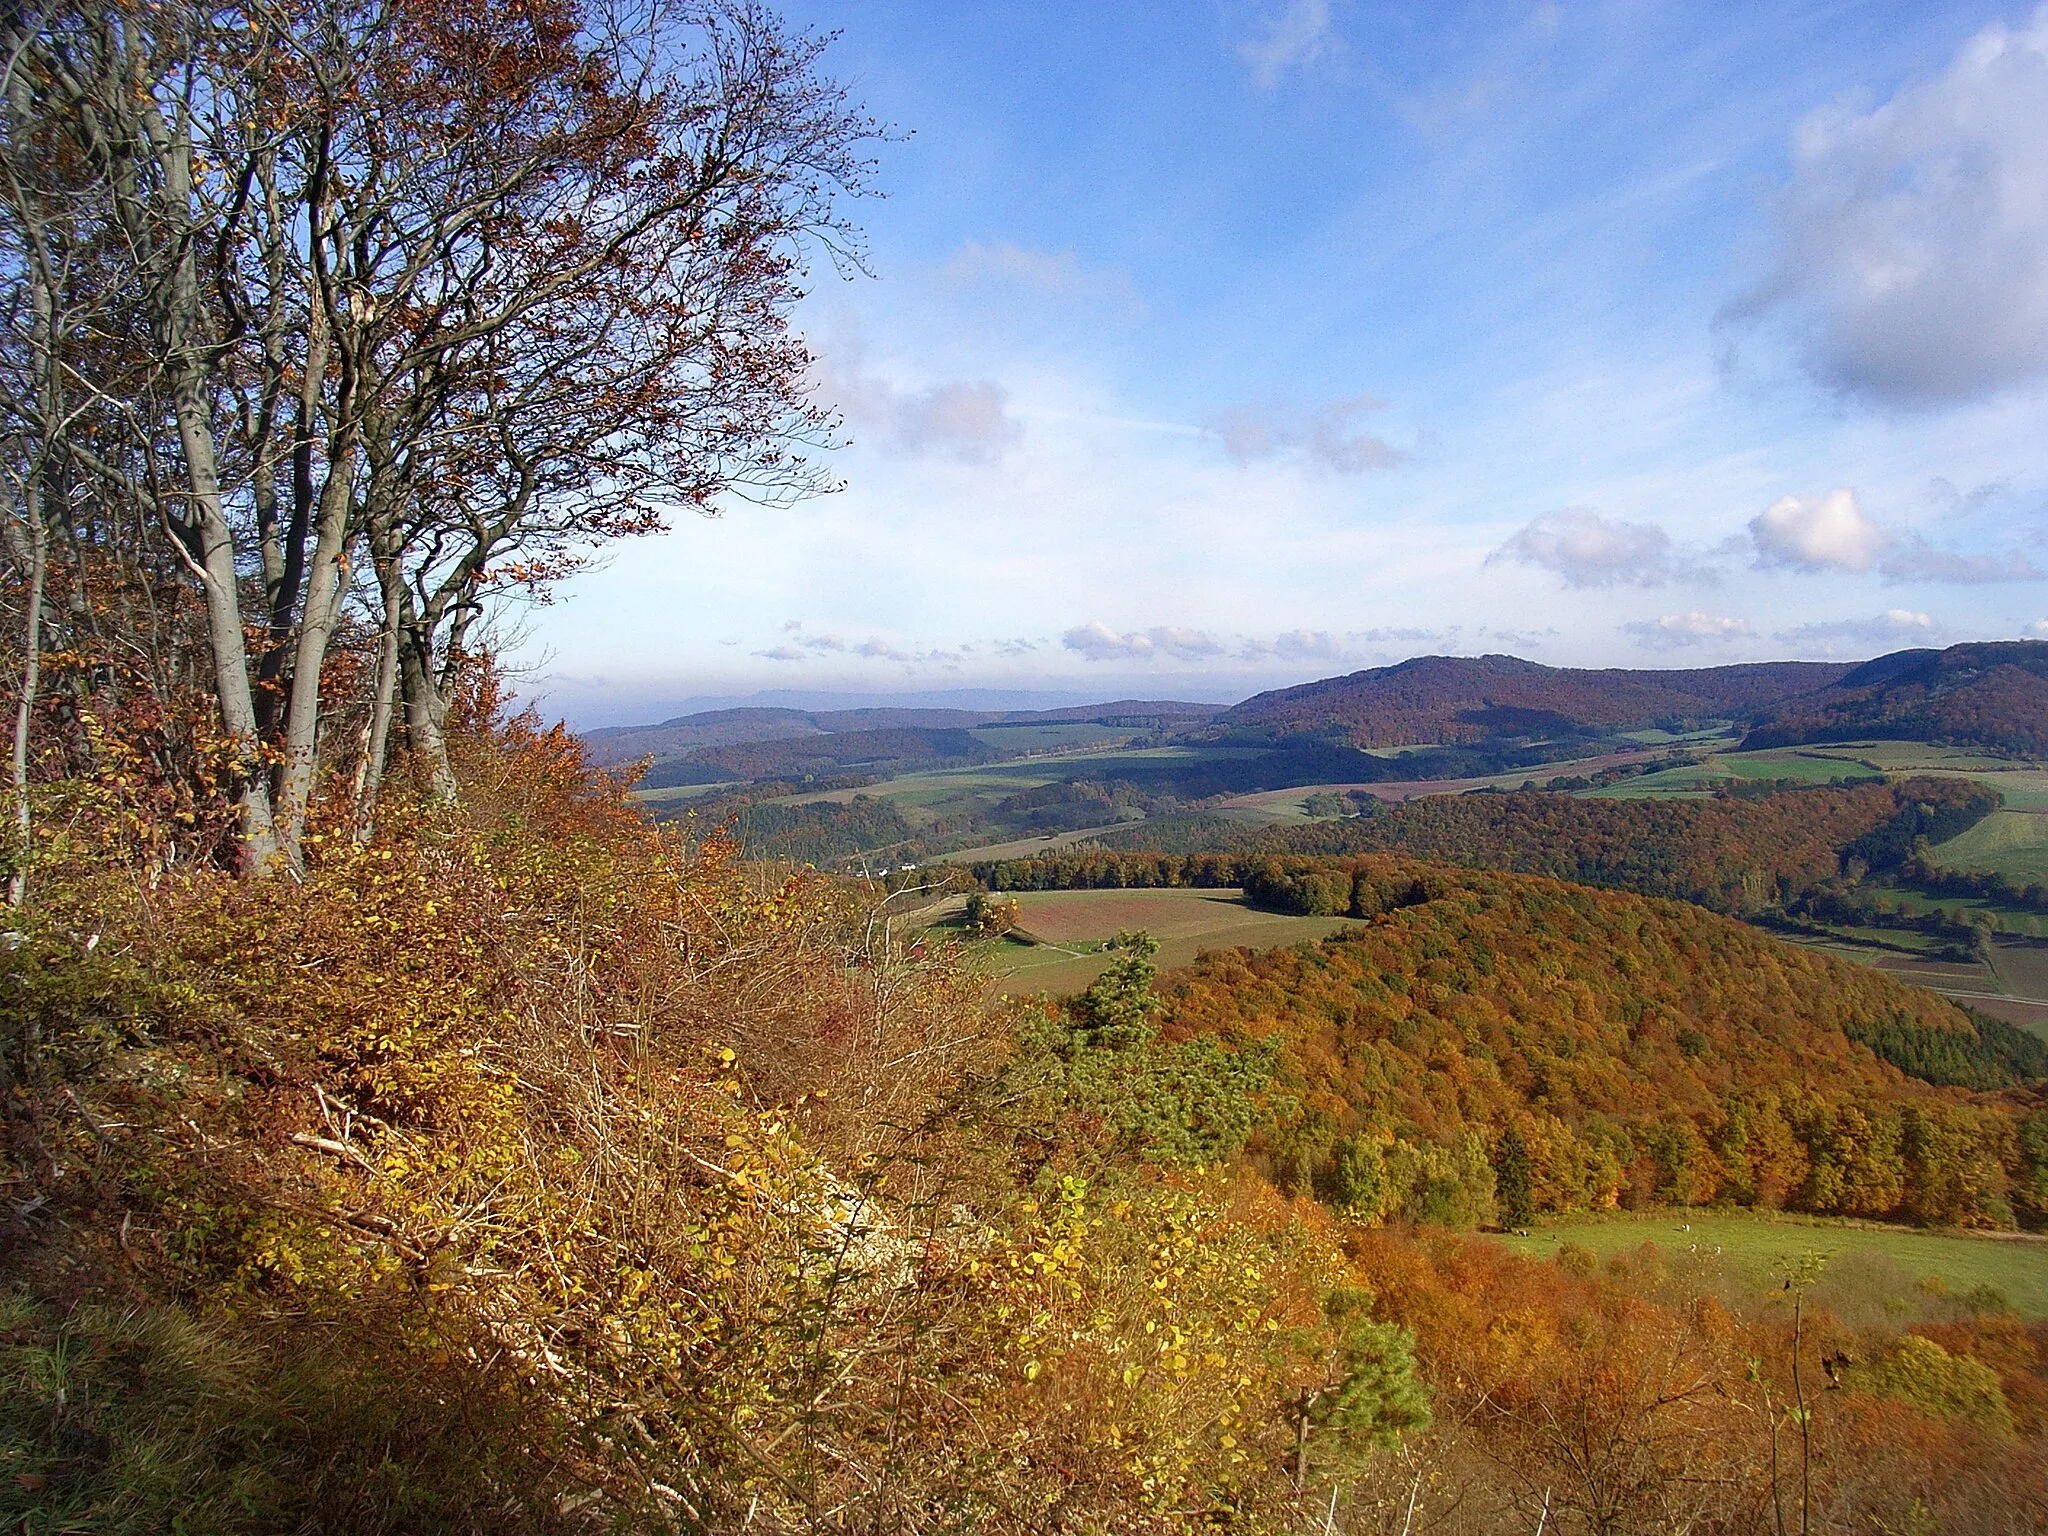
[521,2,2048,727]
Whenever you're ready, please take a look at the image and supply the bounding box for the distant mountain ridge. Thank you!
[585,642,2048,789]
[1742,640,2048,757]
[1222,654,1852,747]
[584,698,1219,766]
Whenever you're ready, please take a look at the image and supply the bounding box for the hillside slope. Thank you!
[1156,857,2042,1226]
[586,699,1218,765]
[1224,654,1849,747]
[1048,778,1998,914]
[1743,641,2048,757]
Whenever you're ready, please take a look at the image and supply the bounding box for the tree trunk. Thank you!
[154,107,279,873]
[272,426,357,868]
[7,478,44,909]
[354,524,403,835]
[398,589,459,806]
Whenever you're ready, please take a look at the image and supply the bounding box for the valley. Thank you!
[14,1,2048,1519]
[622,645,2048,1032]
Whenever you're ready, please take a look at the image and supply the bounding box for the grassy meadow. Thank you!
[1493,1212,2048,1319]
[1933,806,2048,882]
[930,885,1362,994]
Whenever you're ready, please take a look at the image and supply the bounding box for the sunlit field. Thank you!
[1494,1212,2048,1318]
[930,885,1362,994]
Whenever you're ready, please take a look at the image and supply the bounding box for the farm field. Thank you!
[935,886,1361,995]
[1883,886,2048,939]
[934,824,1137,863]
[1493,1212,2048,1318]
[1933,807,2048,882]
[965,723,1146,753]
[631,780,741,804]
[1777,932,2048,1037]
[1213,744,1704,820]
[1593,741,2041,800]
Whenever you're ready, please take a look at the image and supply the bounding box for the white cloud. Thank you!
[1776,608,1941,653]
[1621,611,1755,649]
[1204,393,1407,474]
[1275,629,1345,660]
[814,342,1024,464]
[942,242,1141,311]
[1746,488,2044,582]
[1238,0,1336,89]
[1491,509,1689,588]
[2028,619,2048,638]
[1880,537,2043,584]
[1236,629,1349,662]
[1732,9,2048,406]
[753,644,807,662]
[885,379,1023,463]
[1749,489,1886,573]
[1062,622,1228,662]
[1307,395,1407,472]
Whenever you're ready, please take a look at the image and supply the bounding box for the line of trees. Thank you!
[1,0,873,888]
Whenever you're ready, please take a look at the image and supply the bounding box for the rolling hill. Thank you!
[975,776,2003,918]
[1151,857,2045,1227]
[586,698,1218,766]
[1222,654,1851,747]
[1742,640,2048,757]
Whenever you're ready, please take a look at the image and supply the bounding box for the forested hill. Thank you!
[1222,654,1849,747]
[585,698,1218,765]
[1742,640,2048,757]
[1154,857,2046,1228]
[989,777,1999,916]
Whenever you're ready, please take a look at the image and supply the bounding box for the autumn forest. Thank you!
[2,1,2046,1533]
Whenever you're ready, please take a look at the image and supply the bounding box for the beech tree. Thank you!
[0,0,870,876]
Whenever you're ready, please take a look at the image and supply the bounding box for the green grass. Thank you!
[1714,749,1886,783]
[1884,887,2048,939]
[1493,1213,2048,1318]
[1932,808,2048,884]
[1587,763,1735,799]
[932,886,1362,995]
[966,723,1144,752]
[1584,742,2047,803]
[631,780,741,803]
[1615,727,1743,747]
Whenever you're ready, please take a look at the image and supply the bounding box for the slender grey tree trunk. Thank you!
[273,427,356,868]
[399,602,460,807]
[153,108,280,872]
[354,521,403,835]
[7,478,44,909]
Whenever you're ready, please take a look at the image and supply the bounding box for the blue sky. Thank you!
[523,0,2048,726]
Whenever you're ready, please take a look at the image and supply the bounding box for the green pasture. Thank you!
[1586,741,2042,802]
[1932,808,2048,883]
[1975,770,2048,811]
[631,780,741,803]
[1587,763,1733,798]
[1715,748,1885,783]
[1615,727,1743,747]
[1811,741,2031,773]
[933,886,1361,996]
[1494,1212,2048,1318]
[966,723,1144,752]
[934,825,1140,864]
[1883,886,2048,939]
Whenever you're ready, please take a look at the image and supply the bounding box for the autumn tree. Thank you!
[0,0,871,874]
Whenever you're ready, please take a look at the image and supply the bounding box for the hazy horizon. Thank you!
[514,1,2048,728]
